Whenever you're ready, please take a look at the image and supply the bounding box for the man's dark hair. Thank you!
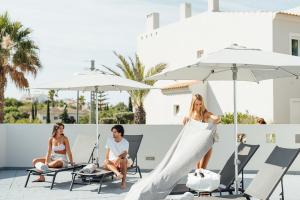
[111,125,125,137]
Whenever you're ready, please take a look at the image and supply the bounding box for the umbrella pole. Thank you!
[76,90,79,123]
[95,87,99,167]
[233,66,239,194]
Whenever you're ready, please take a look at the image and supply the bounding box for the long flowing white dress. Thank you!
[124,119,216,200]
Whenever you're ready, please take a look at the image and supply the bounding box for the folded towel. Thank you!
[35,162,49,172]
[80,163,97,174]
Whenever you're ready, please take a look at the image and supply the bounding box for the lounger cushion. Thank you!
[245,146,300,199]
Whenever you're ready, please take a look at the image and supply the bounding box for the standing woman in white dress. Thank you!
[183,94,220,169]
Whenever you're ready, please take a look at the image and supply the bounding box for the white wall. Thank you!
[207,80,274,121]
[144,90,192,124]
[144,82,207,124]
[138,12,275,67]
[5,124,99,167]
[273,14,300,123]
[1,124,300,172]
[211,124,300,172]
[0,125,7,168]
[139,11,275,124]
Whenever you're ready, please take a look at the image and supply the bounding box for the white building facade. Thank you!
[137,1,300,124]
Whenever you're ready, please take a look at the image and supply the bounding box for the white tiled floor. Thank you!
[1,170,300,200]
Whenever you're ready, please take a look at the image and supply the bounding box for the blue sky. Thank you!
[1,0,299,105]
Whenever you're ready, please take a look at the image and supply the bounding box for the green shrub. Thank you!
[100,117,118,124]
[15,118,41,124]
[79,114,89,124]
[4,108,30,123]
[220,112,257,124]
[114,112,134,124]
[4,98,23,107]
[4,106,19,113]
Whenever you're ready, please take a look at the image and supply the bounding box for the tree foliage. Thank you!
[220,112,258,124]
[102,52,167,123]
[0,12,41,123]
[3,98,32,123]
[98,102,134,124]
[59,104,76,124]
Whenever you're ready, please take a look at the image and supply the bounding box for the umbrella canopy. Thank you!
[147,44,300,194]
[32,72,153,166]
[150,44,300,82]
[33,72,153,91]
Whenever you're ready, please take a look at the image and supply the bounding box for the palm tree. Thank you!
[102,52,166,124]
[48,90,56,107]
[0,12,41,123]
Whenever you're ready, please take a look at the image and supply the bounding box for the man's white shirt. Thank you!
[105,137,129,161]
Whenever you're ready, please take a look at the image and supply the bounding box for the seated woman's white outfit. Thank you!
[124,119,217,200]
[35,162,49,172]
[34,143,68,172]
[50,143,68,167]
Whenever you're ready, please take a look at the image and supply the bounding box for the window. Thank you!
[290,33,300,57]
[295,134,300,143]
[54,116,58,120]
[290,98,300,123]
[43,116,47,120]
[196,49,204,58]
[173,105,180,115]
[291,39,299,56]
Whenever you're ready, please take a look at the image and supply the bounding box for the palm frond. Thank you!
[113,51,135,80]
[105,52,167,109]
[0,12,41,88]
[7,67,29,89]
[144,63,167,85]
[101,64,121,76]
[145,63,167,78]
[129,56,141,82]
[134,54,145,82]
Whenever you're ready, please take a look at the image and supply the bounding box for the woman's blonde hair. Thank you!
[188,94,207,119]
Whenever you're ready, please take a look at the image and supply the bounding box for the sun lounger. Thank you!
[24,134,97,189]
[124,135,143,178]
[69,134,143,194]
[193,146,300,200]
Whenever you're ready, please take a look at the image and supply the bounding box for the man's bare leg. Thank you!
[104,160,123,179]
[119,158,128,189]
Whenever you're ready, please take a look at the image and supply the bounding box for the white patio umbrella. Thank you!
[32,72,153,164]
[148,44,300,193]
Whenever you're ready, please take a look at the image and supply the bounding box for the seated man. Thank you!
[103,125,129,189]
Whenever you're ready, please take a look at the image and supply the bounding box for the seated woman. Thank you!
[32,122,74,182]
